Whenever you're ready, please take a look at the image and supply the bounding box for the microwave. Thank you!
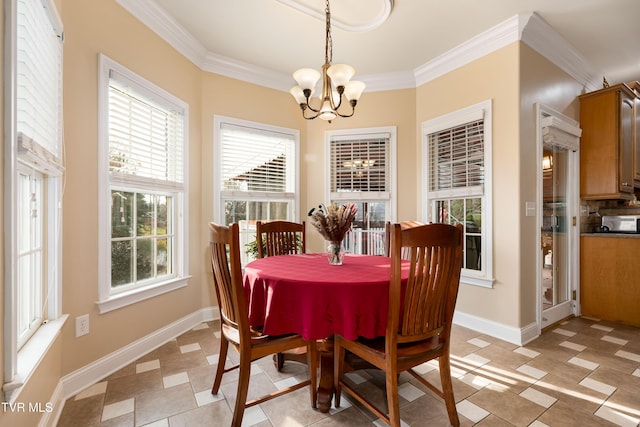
[601,215,640,233]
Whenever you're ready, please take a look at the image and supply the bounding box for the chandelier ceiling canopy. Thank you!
[289,0,365,121]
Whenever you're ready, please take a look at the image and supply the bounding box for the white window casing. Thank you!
[4,0,65,403]
[97,54,190,313]
[422,100,494,288]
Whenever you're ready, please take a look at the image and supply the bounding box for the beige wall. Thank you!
[416,44,522,327]
[414,42,584,331]
[60,0,205,373]
[518,44,583,325]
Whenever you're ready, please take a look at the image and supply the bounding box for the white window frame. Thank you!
[97,54,190,314]
[422,100,494,288]
[213,116,300,259]
[324,127,397,255]
[3,0,66,403]
[325,126,397,217]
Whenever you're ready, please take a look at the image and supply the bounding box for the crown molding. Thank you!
[200,52,294,92]
[519,12,598,91]
[117,1,600,94]
[115,0,208,68]
[274,0,394,32]
[414,14,520,87]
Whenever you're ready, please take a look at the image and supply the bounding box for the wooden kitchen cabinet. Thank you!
[580,235,640,327]
[629,81,640,186]
[579,83,636,199]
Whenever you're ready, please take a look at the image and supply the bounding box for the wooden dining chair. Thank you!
[383,220,425,257]
[209,222,317,426]
[334,222,464,427]
[256,220,306,258]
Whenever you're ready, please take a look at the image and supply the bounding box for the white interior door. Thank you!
[537,105,581,330]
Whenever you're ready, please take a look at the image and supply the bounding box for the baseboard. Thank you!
[453,310,539,346]
[61,307,218,400]
[39,380,65,427]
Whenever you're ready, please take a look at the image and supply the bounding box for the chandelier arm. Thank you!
[334,105,356,118]
[302,107,321,120]
[304,99,322,113]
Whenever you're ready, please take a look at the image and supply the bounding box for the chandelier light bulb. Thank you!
[327,64,355,87]
[290,86,308,104]
[319,99,337,120]
[292,68,321,91]
[344,81,366,102]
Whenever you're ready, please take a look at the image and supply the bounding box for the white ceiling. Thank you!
[121,0,640,91]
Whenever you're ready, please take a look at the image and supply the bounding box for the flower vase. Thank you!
[327,241,345,265]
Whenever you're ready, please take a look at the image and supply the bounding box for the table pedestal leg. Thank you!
[316,339,334,413]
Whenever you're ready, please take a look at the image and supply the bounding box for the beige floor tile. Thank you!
[134,382,197,426]
[537,399,618,427]
[466,387,545,427]
[58,317,640,427]
[104,369,163,405]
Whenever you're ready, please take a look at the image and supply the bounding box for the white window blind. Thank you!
[330,134,389,193]
[108,71,184,187]
[428,119,484,192]
[16,0,63,169]
[220,123,295,193]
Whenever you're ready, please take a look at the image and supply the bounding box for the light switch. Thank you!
[525,201,536,217]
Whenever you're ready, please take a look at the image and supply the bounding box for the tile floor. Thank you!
[57,316,640,426]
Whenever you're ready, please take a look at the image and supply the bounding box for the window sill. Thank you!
[3,314,69,403]
[96,276,190,314]
[461,274,494,288]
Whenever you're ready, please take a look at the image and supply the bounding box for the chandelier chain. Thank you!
[325,0,332,65]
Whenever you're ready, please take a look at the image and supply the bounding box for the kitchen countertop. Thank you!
[581,232,640,238]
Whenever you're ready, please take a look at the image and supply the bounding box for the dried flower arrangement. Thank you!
[308,202,358,242]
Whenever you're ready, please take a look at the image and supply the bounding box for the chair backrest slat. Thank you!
[389,223,463,344]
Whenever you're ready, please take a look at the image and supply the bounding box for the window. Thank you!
[97,55,189,313]
[213,116,299,265]
[423,100,493,287]
[4,0,64,401]
[326,127,397,255]
[17,167,44,348]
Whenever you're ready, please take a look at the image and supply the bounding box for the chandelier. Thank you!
[289,0,365,121]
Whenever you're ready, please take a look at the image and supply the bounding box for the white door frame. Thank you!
[535,103,582,333]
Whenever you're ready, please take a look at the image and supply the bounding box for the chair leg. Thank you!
[438,354,460,427]
[211,336,229,394]
[333,341,345,408]
[386,367,401,427]
[307,341,318,408]
[273,352,285,371]
[231,351,252,427]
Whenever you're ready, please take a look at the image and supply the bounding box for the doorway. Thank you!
[536,104,581,330]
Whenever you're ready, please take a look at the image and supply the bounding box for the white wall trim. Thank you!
[414,14,520,87]
[453,310,538,346]
[114,1,599,94]
[115,0,208,69]
[60,307,218,400]
[520,12,598,92]
[39,380,64,427]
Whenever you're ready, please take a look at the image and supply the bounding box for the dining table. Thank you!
[243,252,409,412]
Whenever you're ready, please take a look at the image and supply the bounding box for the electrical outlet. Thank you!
[76,314,90,337]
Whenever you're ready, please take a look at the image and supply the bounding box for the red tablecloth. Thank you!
[244,253,407,341]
